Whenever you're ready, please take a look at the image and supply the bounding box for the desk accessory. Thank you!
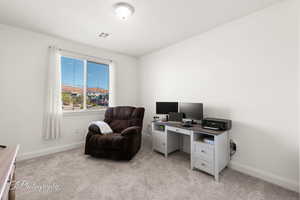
[153,116,159,121]
[182,121,193,127]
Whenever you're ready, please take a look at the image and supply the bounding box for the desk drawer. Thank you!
[194,158,214,175]
[167,126,191,135]
[193,142,214,154]
[193,142,214,162]
[152,131,166,153]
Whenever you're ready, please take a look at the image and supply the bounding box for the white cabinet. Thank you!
[151,123,167,155]
[192,141,214,175]
[191,132,229,181]
[151,123,180,156]
[152,130,165,154]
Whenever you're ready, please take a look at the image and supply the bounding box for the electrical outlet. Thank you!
[230,139,237,157]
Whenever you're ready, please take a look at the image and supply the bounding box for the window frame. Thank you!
[60,52,111,114]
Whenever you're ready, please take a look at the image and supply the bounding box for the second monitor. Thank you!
[180,102,203,121]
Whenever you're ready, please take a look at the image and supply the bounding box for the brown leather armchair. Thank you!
[85,106,145,160]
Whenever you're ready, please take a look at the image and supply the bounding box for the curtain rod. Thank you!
[49,46,113,63]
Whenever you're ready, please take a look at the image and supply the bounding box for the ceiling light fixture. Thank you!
[113,2,135,20]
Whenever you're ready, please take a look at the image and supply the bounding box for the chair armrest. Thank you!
[88,124,102,134]
[121,126,141,136]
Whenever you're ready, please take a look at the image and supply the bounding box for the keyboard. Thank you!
[182,124,193,128]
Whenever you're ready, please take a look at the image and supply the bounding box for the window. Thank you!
[86,61,109,110]
[61,56,109,111]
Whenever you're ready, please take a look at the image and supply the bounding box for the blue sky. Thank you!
[61,56,109,89]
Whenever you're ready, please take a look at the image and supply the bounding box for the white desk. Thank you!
[152,121,230,181]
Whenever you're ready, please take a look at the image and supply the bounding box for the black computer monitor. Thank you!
[179,102,203,120]
[156,102,178,114]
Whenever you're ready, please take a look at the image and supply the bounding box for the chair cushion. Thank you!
[89,133,126,150]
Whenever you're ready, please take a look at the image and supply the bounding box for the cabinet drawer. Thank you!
[197,151,214,162]
[153,131,165,142]
[167,126,191,135]
[152,131,166,153]
[195,141,214,149]
[194,141,214,153]
[194,158,214,175]
[154,143,165,153]
[193,142,214,163]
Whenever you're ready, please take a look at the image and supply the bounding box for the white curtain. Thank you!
[109,61,116,107]
[43,47,62,140]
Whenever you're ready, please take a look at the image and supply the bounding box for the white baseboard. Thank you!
[17,142,85,162]
[229,161,299,193]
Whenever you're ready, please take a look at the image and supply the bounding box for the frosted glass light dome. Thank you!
[113,2,135,20]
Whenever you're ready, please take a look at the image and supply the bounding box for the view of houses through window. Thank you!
[61,56,109,111]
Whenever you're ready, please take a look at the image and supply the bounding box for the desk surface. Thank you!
[153,121,226,136]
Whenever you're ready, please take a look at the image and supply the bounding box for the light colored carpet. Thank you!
[17,138,298,200]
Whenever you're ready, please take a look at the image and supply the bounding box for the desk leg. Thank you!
[190,132,194,170]
[164,139,168,158]
[165,130,168,158]
[214,173,219,182]
[214,135,220,182]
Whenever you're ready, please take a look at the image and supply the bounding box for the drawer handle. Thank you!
[201,150,206,153]
[201,163,206,166]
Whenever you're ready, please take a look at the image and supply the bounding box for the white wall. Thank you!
[138,0,299,192]
[0,24,139,160]
[298,0,300,193]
